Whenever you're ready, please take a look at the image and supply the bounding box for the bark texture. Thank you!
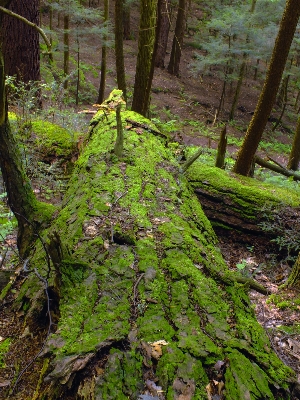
[233,0,300,176]
[167,0,185,76]
[287,116,300,171]
[0,20,53,256]
[115,0,127,102]
[155,0,171,68]
[131,0,157,116]
[10,92,295,399]
[2,0,40,82]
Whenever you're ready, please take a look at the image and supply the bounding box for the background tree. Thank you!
[233,0,300,176]
[97,0,109,104]
[2,0,40,83]
[131,0,158,116]
[115,0,127,102]
[167,0,185,76]
[287,115,300,170]
[155,0,171,68]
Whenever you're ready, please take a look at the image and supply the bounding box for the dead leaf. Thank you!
[148,340,169,360]
[0,378,11,387]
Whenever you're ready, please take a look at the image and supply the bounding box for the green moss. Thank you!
[187,164,300,208]
[0,338,11,368]
[17,97,296,396]
[225,349,274,399]
[31,120,80,158]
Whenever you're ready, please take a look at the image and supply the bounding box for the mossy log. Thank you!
[9,95,295,399]
[187,163,300,242]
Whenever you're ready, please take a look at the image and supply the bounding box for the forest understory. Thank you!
[1,1,300,398]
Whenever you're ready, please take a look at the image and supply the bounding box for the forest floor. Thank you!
[0,3,300,398]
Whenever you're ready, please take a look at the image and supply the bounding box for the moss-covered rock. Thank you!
[15,92,295,399]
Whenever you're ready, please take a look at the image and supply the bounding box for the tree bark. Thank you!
[132,0,158,116]
[63,13,69,89]
[115,0,127,102]
[167,0,185,76]
[0,14,53,257]
[97,0,109,104]
[123,0,130,40]
[286,252,300,287]
[287,116,300,171]
[233,0,300,176]
[155,0,171,68]
[6,92,295,399]
[1,0,40,83]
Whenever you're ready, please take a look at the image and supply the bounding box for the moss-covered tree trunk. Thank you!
[131,0,157,116]
[0,10,53,257]
[233,0,300,176]
[287,115,300,170]
[9,91,296,399]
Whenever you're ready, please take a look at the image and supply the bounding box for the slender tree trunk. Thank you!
[167,0,186,76]
[123,0,130,39]
[115,0,127,102]
[286,252,300,287]
[132,0,158,116]
[63,14,69,89]
[215,125,227,168]
[155,0,171,68]
[233,0,300,176]
[2,0,40,83]
[229,60,246,121]
[76,30,80,106]
[98,0,109,104]
[287,116,300,170]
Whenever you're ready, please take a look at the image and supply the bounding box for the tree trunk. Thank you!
[63,13,69,89]
[0,16,53,257]
[115,0,127,102]
[167,0,185,76]
[286,252,300,287]
[155,0,171,68]
[97,0,109,104]
[233,0,300,176]
[131,0,158,116]
[1,0,40,83]
[287,116,300,170]
[6,92,295,399]
[123,0,130,40]
[215,125,227,168]
[229,59,246,121]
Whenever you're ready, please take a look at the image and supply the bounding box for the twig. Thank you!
[133,273,145,307]
[181,148,202,173]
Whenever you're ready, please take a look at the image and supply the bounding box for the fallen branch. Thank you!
[254,155,300,181]
[181,148,202,173]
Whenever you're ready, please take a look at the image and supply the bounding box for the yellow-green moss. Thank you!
[31,120,80,158]
[17,99,295,397]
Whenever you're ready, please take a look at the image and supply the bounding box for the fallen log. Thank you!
[4,92,295,399]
